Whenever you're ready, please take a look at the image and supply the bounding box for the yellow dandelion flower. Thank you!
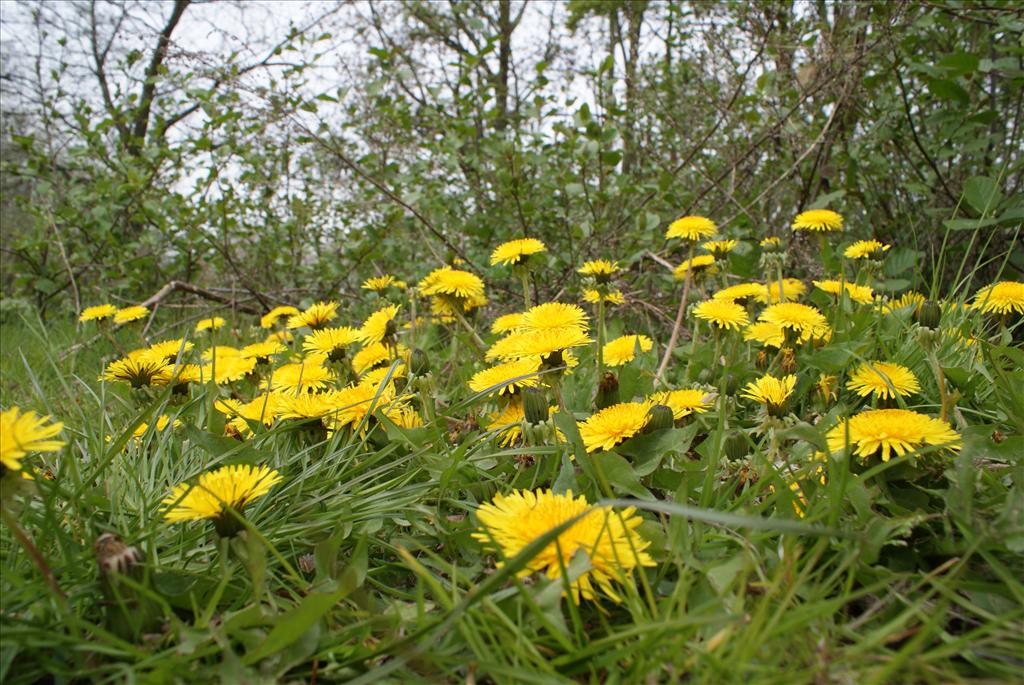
[359,363,407,389]
[583,289,625,305]
[79,304,118,322]
[712,283,764,303]
[201,346,241,362]
[266,330,294,343]
[755,278,807,304]
[473,488,654,603]
[274,390,346,421]
[360,305,402,345]
[131,415,181,440]
[261,356,335,393]
[759,303,830,341]
[143,338,194,364]
[666,215,717,241]
[879,291,926,315]
[578,401,652,453]
[419,266,486,301]
[486,399,525,447]
[813,280,875,304]
[222,394,280,437]
[352,343,391,376]
[846,361,920,400]
[101,357,173,388]
[195,316,226,332]
[1,407,64,472]
[260,305,300,329]
[487,328,592,362]
[519,302,590,334]
[693,299,749,331]
[743,322,786,348]
[577,260,620,281]
[304,326,363,361]
[490,238,547,266]
[741,374,797,415]
[673,254,717,280]
[163,464,282,536]
[792,209,843,232]
[760,236,782,248]
[240,340,286,363]
[362,274,398,292]
[825,409,960,462]
[469,358,542,396]
[208,356,256,384]
[844,240,890,260]
[647,389,713,419]
[113,305,149,325]
[816,374,838,403]
[701,239,737,257]
[971,281,1024,315]
[287,301,339,330]
[491,312,526,334]
[383,404,423,429]
[324,382,399,432]
[602,335,653,367]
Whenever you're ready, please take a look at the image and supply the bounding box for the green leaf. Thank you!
[944,217,999,231]
[599,452,652,499]
[938,52,980,76]
[242,574,358,665]
[962,176,1002,215]
[808,190,846,210]
[926,77,969,103]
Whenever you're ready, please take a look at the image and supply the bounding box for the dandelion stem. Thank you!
[519,270,532,310]
[928,351,951,422]
[656,244,694,386]
[596,298,606,382]
[451,309,486,354]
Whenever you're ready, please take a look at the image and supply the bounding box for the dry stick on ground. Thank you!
[139,281,264,338]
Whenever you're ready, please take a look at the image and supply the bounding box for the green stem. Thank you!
[451,308,486,354]
[776,263,786,304]
[596,298,606,383]
[928,350,951,423]
[684,319,701,383]
[520,270,532,310]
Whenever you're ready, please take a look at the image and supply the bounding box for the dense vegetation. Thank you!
[1,2,1021,683]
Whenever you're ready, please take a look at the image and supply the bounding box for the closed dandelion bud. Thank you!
[697,368,712,384]
[915,300,942,330]
[410,348,430,375]
[383,319,399,344]
[644,404,675,433]
[595,372,620,410]
[780,348,797,374]
[522,388,550,425]
[756,349,770,370]
[721,373,739,395]
[94,533,143,577]
[723,431,749,460]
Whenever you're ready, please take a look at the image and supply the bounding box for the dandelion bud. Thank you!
[298,553,316,576]
[756,350,770,370]
[94,533,143,577]
[522,388,550,425]
[780,348,797,374]
[723,431,749,460]
[644,404,675,433]
[410,348,430,375]
[595,372,620,410]
[915,300,942,330]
